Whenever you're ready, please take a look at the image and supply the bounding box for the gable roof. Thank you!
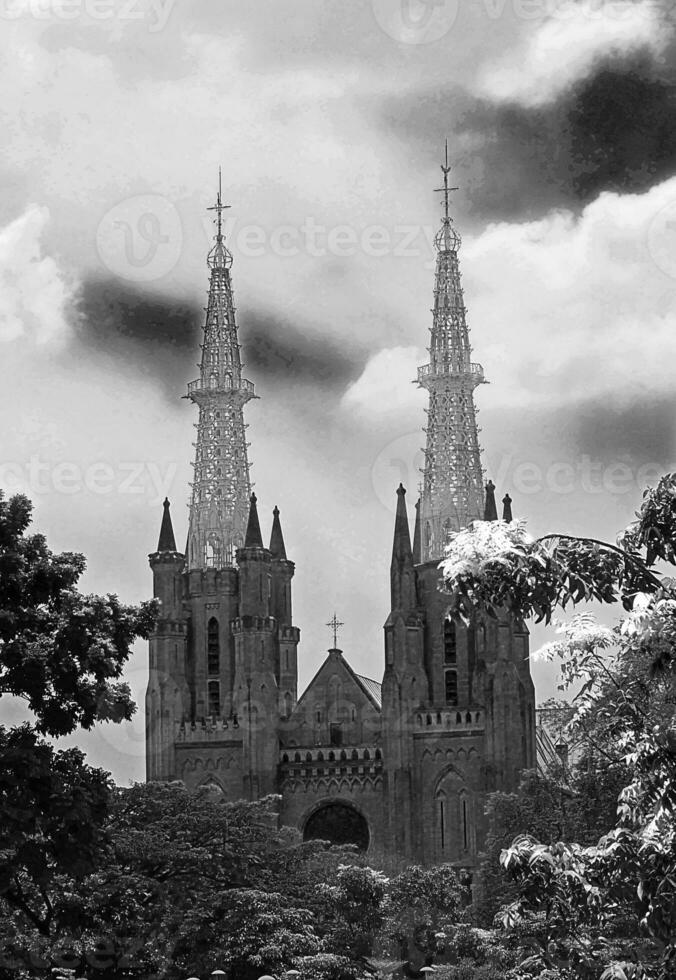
[296,649,382,713]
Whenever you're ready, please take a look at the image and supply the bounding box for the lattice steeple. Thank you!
[186,172,256,569]
[417,144,486,562]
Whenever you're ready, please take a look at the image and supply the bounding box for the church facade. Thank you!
[145,161,536,868]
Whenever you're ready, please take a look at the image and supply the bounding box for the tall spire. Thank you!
[185,173,257,569]
[417,145,486,562]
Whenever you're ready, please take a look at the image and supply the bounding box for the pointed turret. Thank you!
[418,143,486,560]
[412,498,422,565]
[185,172,257,570]
[157,497,177,552]
[269,505,287,559]
[390,484,417,613]
[244,493,264,548]
[502,493,513,523]
[392,484,413,564]
[484,480,498,521]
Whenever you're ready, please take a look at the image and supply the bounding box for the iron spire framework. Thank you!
[186,171,256,569]
[417,143,486,562]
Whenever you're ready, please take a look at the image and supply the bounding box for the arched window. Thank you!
[437,790,446,851]
[461,794,469,851]
[445,669,458,706]
[425,522,432,554]
[207,680,220,717]
[207,618,220,675]
[444,618,457,664]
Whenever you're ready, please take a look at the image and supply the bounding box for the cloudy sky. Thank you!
[1,0,675,783]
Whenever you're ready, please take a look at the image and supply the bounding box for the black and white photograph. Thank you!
[0,1,674,978]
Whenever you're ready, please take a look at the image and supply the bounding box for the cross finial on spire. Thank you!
[207,165,230,243]
[326,612,344,649]
[434,139,458,220]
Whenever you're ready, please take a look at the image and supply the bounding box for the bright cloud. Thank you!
[342,176,676,417]
[341,346,425,420]
[0,205,74,344]
[476,0,667,107]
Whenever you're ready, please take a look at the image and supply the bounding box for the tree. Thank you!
[318,864,388,960]
[380,864,467,964]
[439,476,676,980]
[0,490,156,969]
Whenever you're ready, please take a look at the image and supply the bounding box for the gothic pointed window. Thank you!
[445,669,458,706]
[461,793,469,851]
[437,791,446,851]
[444,618,457,664]
[207,617,220,675]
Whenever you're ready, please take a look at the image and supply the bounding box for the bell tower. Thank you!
[186,169,256,570]
[382,147,536,866]
[418,142,486,561]
[146,176,299,797]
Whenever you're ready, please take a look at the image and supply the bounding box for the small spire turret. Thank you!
[244,493,264,549]
[390,484,417,613]
[269,505,287,559]
[484,480,498,521]
[157,497,177,552]
[392,484,413,564]
[502,493,513,523]
[412,497,422,565]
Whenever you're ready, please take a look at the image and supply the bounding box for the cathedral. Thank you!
[145,156,537,868]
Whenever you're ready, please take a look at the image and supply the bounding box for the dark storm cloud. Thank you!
[568,394,676,467]
[78,276,201,351]
[375,50,676,222]
[73,278,365,397]
[240,311,366,389]
[72,276,201,397]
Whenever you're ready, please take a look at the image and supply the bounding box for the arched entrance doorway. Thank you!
[303,802,370,850]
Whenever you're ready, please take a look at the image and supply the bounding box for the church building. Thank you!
[145,157,537,867]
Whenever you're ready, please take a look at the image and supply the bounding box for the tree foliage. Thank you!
[0,490,156,966]
[441,476,676,980]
